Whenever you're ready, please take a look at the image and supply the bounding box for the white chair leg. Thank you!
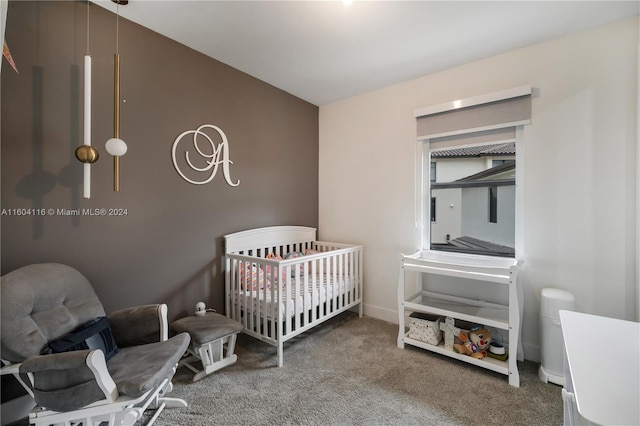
[119,410,140,426]
[159,397,188,408]
[199,339,223,365]
[185,333,241,381]
[226,334,237,357]
[145,402,166,426]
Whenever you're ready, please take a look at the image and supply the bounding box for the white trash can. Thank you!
[538,288,575,385]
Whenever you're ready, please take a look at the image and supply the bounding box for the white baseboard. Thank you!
[362,303,398,324]
[523,342,541,363]
[1,395,34,426]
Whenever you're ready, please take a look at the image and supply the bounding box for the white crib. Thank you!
[224,226,363,366]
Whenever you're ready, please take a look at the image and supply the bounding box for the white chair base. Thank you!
[27,378,187,426]
[179,334,239,382]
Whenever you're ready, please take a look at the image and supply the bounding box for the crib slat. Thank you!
[293,272,300,331]
[338,253,344,310]
[285,266,292,336]
[320,256,327,316]
[239,260,246,329]
[358,248,363,316]
[235,260,242,327]
[271,266,277,339]
[229,259,234,320]
[349,251,355,304]
[227,258,232,319]
[303,261,309,327]
[327,255,333,315]
[331,255,337,314]
[311,259,317,323]
[244,261,252,332]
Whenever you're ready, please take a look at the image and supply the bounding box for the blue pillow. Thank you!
[42,317,119,361]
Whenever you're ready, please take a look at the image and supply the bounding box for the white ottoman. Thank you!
[171,313,243,382]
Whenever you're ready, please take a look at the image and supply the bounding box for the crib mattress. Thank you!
[233,277,354,321]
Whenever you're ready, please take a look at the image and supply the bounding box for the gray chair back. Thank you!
[1,263,105,363]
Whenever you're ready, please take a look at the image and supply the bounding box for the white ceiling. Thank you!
[92,1,639,106]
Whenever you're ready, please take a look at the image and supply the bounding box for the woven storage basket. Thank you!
[408,312,443,345]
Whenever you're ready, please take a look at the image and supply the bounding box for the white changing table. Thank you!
[397,250,523,387]
[559,310,640,426]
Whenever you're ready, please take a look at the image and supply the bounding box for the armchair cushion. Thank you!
[1,263,104,363]
[109,305,165,347]
[17,333,191,410]
[107,332,189,397]
[20,350,106,412]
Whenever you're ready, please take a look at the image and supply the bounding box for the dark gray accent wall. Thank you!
[1,1,319,319]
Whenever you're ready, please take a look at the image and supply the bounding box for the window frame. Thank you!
[417,128,524,259]
[414,87,529,260]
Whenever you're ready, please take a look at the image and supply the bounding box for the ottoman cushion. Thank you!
[108,332,190,397]
[171,313,243,345]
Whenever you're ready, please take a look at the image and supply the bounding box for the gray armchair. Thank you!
[0,263,190,426]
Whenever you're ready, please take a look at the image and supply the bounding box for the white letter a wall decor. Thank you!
[171,124,240,187]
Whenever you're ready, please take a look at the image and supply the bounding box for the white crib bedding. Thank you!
[234,277,354,321]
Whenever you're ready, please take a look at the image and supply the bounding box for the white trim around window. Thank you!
[414,86,531,260]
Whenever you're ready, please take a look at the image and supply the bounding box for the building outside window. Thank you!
[428,143,515,257]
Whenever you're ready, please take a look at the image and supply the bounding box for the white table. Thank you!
[397,251,523,387]
[559,310,640,426]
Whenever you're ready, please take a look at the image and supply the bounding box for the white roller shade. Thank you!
[416,86,532,141]
[429,127,516,150]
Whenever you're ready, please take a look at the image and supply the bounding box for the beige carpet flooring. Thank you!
[154,312,563,425]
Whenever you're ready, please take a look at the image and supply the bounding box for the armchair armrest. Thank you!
[109,304,169,347]
[18,350,118,412]
[1,360,34,399]
[0,361,20,376]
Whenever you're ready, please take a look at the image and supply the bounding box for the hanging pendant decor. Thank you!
[105,0,128,192]
[75,0,99,199]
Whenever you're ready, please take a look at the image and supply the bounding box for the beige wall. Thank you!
[1,1,319,318]
[319,17,638,360]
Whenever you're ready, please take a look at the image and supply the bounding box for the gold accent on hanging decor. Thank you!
[104,0,128,192]
[75,145,100,164]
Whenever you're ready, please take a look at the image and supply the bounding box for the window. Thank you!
[427,142,516,257]
[415,86,531,258]
[431,197,436,222]
[489,186,498,223]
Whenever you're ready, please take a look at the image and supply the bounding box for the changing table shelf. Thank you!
[404,292,510,330]
[403,334,510,375]
[397,250,523,387]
